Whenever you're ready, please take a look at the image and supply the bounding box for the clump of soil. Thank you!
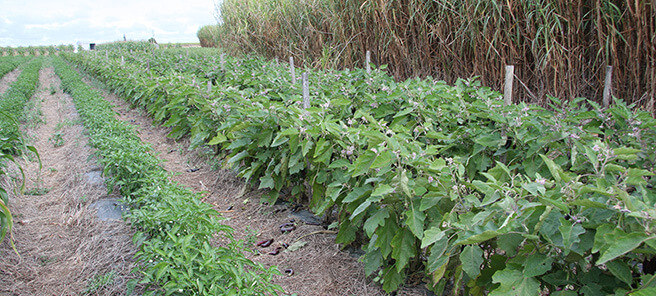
[0,67,138,295]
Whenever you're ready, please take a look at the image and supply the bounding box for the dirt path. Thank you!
[0,68,21,94]
[0,67,137,295]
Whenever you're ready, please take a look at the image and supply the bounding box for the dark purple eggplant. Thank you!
[268,246,282,255]
[284,268,294,276]
[256,238,274,247]
[280,223,296,233]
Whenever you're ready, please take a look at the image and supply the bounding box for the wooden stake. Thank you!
[275,56,279,65]
[603,66,613,107]
[504,65,514,106]
[650,66,655,116]
[290,57,296,84]
[220,53,225,71]
[302,72,310,109]
[366,50,371,74]
[105,50,108,59]
[121,56,124,65]
[207,80,212,93]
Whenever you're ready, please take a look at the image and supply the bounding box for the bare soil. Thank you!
[0,67,138,295]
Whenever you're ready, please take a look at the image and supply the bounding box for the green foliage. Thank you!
[52,56,282,295]
[0,46,69,56]
[48,131,64,147]
[197,25,220,48]
[0,57,43,150]
[0,56,23,77]
[84,271,116,295]
[95,41,158,52]
[1,57,43,249]
[65,48,656,295]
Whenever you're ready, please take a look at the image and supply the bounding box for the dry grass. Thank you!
[216,0,655,114]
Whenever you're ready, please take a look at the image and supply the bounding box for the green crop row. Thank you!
[1,45,74,56]
[65,48,656,295]
[51,56,282,296]
[0,56,24,78]
[0,57,41,257]
[95,41,158,53]
[0,57,42,151]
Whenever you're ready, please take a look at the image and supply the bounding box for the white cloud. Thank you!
[0,0,218,47]
[25,20,81,31]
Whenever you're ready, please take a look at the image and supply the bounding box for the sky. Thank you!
[0,0,220,48]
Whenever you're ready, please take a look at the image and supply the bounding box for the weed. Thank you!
[26,174,49,196]
[242,226,258,249]
[83,271,116,295]
[38,255,57,266]
[25,187,49,196]
[55,118,81,131]
[48,131,64,147]
[23,97,45,129]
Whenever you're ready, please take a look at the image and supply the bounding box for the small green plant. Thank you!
[26,174,49,196]
[38,255,57,266]
[83,271,115,295]
[55,119,81,131]
[48,131,64,147]
[25,187,49,196]
[23,98,45,129]
[49,85,57,95]
[243,226,258,249]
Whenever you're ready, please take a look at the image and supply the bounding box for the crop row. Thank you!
[51,56,282,296]
[0,57,43,148]
[65,47,656,295]
[1,45,75,56]
[0,57,42,257]
[0,56,24,78]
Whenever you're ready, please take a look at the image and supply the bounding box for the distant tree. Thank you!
[197,25,219,47]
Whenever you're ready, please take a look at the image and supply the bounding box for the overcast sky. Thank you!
[0,0,220,47]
